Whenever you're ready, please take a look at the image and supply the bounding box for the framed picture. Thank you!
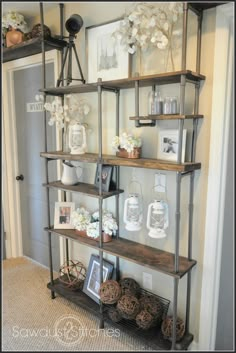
[83,254,114,303]
[94,165,113,192]
[157,129,187,163]
[85,18,130,83]
[54,202,75,229]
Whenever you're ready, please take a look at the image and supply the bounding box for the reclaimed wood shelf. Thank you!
[130,114,204,121]
[40,151,201,172]
[46,228,197,278]
[47,276,193,350]
[40,70,206,95]
[43,180,124,199]
[2,36,67,63]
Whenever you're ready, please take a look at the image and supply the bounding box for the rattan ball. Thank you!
[136,310,154,330]
[117,294,140,320]
[161,316,185,342]
[119,277,140,297]
[139,294,163,322]
[99,280,122,304]
[31,24,51,38]
[108,307,123,323]
[58,260,86,290]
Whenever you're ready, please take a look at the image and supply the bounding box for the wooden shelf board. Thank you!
[3,36,67,63]
[40,70,205,95]
[46,228,196,278]
[130,114,204,120]
[43,180,123,199]
[48,277,194,350]
[40,151,201,172]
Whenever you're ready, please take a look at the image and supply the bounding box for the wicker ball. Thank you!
[108,307,122,323]
[119,277,140,297]
[139,294,163,322]
[31,24,51,38]
[117,294,140,320]
[99,280,122,304]
[58,260,86,290]
[161,316,185,342]
[136,310,154,330]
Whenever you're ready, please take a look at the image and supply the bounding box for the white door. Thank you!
[3,51,61,270]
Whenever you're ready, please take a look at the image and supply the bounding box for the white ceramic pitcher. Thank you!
[61,161,82,186]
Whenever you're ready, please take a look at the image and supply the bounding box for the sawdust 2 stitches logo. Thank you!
[54,314,120,346]
[54,314,84,346]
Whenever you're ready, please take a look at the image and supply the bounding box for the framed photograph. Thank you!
[157,129,187,163]
[54,202,75,229]
[86,18,130,83]
[94,165,113,192]
[83,254,114,303]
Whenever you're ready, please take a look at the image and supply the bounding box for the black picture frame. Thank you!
[94,165,113,192]
[82,254,114,303]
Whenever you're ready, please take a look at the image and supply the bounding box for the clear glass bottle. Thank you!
[148,91,155,115]
[170,96,178,114]
[154,90,163,115]
[163,96,171,114]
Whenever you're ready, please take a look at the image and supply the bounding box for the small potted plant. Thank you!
[86,210,118,243]
[71,207,91,235]
[112,132,142,159]
[2,11,28,47]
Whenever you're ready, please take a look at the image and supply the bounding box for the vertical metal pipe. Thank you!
[171,278,179,350]
[178,74,186,163]
[135,80,139,127]
[40,2,54,296]
[181,2,188,71]
[196,12,203,74]
[115,89,120,281]
[175,172,182,272]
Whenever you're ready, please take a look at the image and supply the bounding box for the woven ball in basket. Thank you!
[136,309,154,330]
[117,294,140,320]
[139,294,163,322]
[161,316,185,342]
[99,280,121,304]
[108,307,122,323]
[119,277,140,297]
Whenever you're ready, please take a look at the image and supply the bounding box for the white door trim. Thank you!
[2,50,62,260]
[198,3,234,350]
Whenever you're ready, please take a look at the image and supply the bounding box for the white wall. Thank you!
[33,2,216,345]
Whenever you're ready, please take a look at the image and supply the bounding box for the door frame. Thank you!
[2,50,64,262]
[197,3,234,350]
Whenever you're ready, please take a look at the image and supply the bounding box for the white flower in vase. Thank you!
[71,207,91,231]
[112,132,142,153]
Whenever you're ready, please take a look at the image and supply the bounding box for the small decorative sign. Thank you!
[26,102,44,112]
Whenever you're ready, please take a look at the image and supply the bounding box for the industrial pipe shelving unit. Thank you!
[38,2,210,350]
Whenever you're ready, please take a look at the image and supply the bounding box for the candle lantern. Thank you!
[68,122,87,154]
[123,177,143,231]
[146,199,169,238]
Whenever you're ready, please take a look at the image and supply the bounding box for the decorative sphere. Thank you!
[117,294,140,320]
[99,280,121,304]
[161,316,185,342]
[136,310,154,330]
[119,277,140,297]
[58,260,86,290]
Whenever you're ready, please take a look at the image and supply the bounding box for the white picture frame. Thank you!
[157,129,187,163]
[54,202,75,229]
[86,18,130,83]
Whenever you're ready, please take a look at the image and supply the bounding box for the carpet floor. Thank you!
[2,257,151,351]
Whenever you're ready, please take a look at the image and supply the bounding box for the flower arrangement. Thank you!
[112,132,142,153]
[86,210,118,239]
[39,94,91,129]
[114,2,183,70]
[2,11,28,33]
[71,207,91,231]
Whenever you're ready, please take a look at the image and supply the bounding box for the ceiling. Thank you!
[2,2,58,19]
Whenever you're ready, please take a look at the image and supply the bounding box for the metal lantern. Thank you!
[146,199,169,238]
[123,193,143,231]
[68,122,87,154]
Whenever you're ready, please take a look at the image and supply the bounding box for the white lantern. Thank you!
[123,193,143,231]
[68,122,87,154]
[146,199,169,238]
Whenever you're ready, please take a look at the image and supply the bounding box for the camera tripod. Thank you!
[57,34,85,87]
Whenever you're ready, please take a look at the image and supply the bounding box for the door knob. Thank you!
[16,174,24,181]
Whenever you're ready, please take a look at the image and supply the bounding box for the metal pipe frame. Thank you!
[171,278,179,350]
[181,2,188,71]
[97,78,104,328]
[115,89,120,281]
[196,12,203,74]
[40,2,55,299]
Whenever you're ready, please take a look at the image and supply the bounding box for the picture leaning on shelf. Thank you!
[157,129,187,163]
